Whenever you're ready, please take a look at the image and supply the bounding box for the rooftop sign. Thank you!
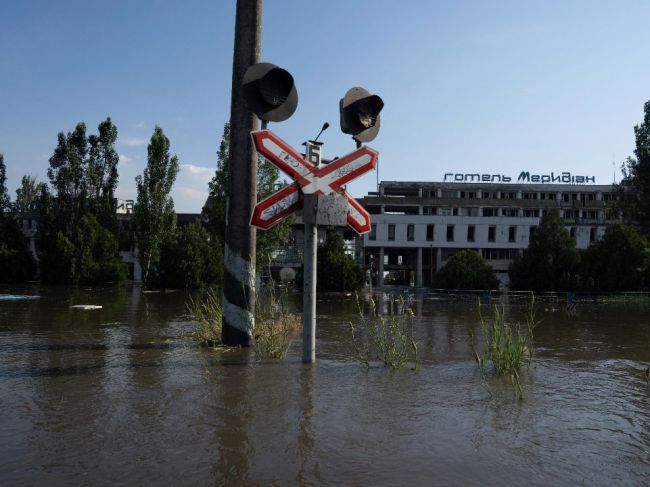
[443,171,596,184]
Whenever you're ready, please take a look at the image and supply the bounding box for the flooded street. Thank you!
[1,286,649,486]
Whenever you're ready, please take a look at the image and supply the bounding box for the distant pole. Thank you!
[222,0,261,346]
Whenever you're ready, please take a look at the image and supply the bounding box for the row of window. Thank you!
[410,207,608,218]
[372,224,520,243]
[371,224,600,244]
[411,189,615,201]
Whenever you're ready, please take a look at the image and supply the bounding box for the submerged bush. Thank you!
[253,283,300,359]
[186,288,222,347]
[471,297,538,399]
[349,294,419,369]
[186,284,300,358]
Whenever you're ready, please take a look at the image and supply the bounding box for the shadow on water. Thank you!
[0,285,649,485]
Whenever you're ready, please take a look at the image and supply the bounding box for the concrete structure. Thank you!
[357,181,618,287]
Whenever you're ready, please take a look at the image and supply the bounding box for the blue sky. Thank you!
[1,1,649,212]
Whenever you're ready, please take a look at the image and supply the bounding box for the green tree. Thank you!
[433,249,499,290]
[0,154,36,283]
[509,209,580,291]
[134,126,179,287]
[615,100,650,235]
[581,223,648,291]
[204,123,293,264]
[157,222,223,289]
[0,218,37,283]
[47,122,89,231]
[316,232,365,292]
[15,175,44,210]
[0,153,9,214]
[87,118,120,230]
[40,215,126,285]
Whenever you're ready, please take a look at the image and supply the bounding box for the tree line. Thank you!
[0,119,293,289]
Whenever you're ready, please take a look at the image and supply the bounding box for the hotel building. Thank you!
[357,179,618,287]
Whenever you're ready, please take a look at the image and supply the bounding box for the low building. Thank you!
[357,180,618,287]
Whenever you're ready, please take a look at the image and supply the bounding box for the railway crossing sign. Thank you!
[249,130,378,234]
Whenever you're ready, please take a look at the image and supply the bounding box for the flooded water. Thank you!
[1,286,649,486]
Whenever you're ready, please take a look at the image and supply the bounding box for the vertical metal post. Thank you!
[302,140,321,363]
[302,221,317,363]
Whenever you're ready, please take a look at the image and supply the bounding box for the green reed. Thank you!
[471,296,538,399]
[349,294,419,370]
[186,288,223,347]
[253,283,300,360]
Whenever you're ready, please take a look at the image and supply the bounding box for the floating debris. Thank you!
[69,305,103,310]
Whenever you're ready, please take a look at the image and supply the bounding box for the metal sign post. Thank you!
[249,130,378,363]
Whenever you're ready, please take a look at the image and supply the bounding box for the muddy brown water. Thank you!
[0,286,649,486]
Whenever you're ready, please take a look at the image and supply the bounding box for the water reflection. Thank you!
[0,286,649,485]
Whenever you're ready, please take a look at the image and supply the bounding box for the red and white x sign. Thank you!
[250,130,378,234]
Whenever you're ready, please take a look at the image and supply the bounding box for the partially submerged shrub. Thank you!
[186,288,222,347]
[254,283,300,359]
[471,297,538,399]
[349,294,419,369]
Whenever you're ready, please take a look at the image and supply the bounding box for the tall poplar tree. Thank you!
[134,126,179,286]
[88,117,120,229]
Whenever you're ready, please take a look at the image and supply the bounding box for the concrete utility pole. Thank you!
[222,0,261,346]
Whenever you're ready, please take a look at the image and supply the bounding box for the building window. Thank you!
[502,208,518,217]
[467,225,475,242]
[388,224,395,241]
[426,224,434,242]
[384,254,389,265]
[407,224,415,241]
[446,225,454,242]
[508,226,516,242]
[369,224,376,241]
[590,227,597,242]
[488,226,496,242]
[570,227,576,239]
[483,208,495,217]
[398,255,403,265]
[529,226,537,240]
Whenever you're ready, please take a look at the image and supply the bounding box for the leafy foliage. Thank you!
[615,100,650,235]
[0,218,37,283]
[40,215,126,285]
[157,222,223,289]
[15,175,44,210]
[204,122,293,264]
[316,232,365,292]
[134,126,179,286]
[509,209,580,291]
[581,223,649,291]
[434,249,499,290]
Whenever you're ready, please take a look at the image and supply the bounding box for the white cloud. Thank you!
[134,121,145,129]
[119,154,132,163]
[180,163,213,177]
[121,137,148,147]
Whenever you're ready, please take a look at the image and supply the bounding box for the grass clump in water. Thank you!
[471,297,538,399]
[186,288,222,347]
[186,284,300,359]
[349,294,419,370]
[253,283,300,360]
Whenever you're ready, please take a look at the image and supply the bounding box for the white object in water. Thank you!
[70,305,103,310]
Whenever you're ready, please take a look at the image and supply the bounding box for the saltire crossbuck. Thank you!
[250,130,378,234]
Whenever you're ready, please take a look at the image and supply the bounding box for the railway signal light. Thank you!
[242,62,298,122]
[339,87,384,143]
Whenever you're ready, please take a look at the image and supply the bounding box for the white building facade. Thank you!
[357,181,617,287]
